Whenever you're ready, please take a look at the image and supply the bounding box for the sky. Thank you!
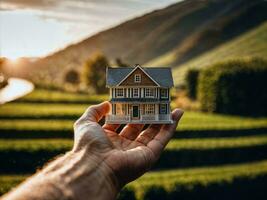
[0,0,179,59]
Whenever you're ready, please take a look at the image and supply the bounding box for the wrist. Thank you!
[42,149,120,200]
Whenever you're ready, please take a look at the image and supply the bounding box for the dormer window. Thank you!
[134,74,141,83]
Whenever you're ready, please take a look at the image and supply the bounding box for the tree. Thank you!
[82,53,109,94]
[115,58,129,67]
[64,69,80,85]
[0,57,7,89]
[0,57,4,72]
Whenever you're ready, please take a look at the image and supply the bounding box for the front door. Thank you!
[132,105,139,120]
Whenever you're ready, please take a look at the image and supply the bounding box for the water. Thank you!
[0,78,34,104]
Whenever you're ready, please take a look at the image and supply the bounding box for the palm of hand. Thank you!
[73,102,182,186]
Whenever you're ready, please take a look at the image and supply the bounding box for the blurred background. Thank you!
[0,0,267,199]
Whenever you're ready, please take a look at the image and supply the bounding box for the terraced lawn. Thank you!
[0,110,266,133]
[167,135,267,150]
[16,89,108,103]
[1,160,267,198]
[0,119,74,131]
[0,103,88,119]
[1,135,267,152]
[0,89,266,199]
[129,160,267,199]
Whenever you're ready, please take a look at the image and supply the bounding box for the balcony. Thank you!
[110,98,169,103]
[105,114,172,124]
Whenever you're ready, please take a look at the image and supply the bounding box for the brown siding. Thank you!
[120,68,157,86]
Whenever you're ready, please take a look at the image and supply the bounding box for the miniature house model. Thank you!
[106,64,174,124]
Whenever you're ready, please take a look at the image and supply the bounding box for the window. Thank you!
[160,89,168,98]
[116,104,127,115]
[133,88,139,97]
[134,74,141,83]
[160,104,167,114]
[116,88,124,97]
[145,88,155,97]
[145,104,155,115]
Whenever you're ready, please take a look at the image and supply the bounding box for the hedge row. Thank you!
[118,175,267,200]
[1,145,267,173]
[1,128,267,139]
[3,174,266,199]
[197,58,267,116]
[185,69,200,99]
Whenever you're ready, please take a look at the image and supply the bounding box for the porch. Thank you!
[106,103,172,124]
[105,114,172,124]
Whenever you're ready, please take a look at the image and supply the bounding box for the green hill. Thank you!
[171,21,267,85]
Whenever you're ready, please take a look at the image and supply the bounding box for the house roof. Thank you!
[106,66,174,87]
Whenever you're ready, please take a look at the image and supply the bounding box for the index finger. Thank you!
[75,101,110,126]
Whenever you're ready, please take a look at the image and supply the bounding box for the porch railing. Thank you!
[106,114,171,122]
[106,114,130,122]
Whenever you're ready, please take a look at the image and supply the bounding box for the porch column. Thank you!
[129,104,132,122]
[155,104,159,121]
[168,104,171,120]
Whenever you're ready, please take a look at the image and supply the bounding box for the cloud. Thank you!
[0,0,57,10]
[0,0,180,27]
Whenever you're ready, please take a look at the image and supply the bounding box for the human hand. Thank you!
[72,101,183,198]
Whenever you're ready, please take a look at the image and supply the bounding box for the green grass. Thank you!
[129,160,267,199]
[167,135,267,150]
[0,174,28,196]
[173,21,267,85]
[1,160,267,197]
[0,139,73,151]
[0,120,74,131]
[0,108,266,132]
[178,111,267,131]
[0,103,88,119]
[147,22,267,85]
[1,135,267,152]
[16,89,108,103]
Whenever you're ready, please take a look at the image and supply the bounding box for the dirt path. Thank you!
[0,78,34,104]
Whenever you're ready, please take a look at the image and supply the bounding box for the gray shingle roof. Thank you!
[106,66,174,87]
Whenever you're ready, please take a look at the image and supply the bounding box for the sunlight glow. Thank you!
[6,56,20,62]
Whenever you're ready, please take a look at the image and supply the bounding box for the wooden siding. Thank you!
[119,68,157,86]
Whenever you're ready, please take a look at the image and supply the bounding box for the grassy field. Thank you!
[0,89,267,199]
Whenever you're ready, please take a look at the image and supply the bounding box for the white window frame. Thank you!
[134,74,141,83]
[160,104,167,114]
[116,88,124,97]
[160,89,168,98]
[145,104,155,115]
[133,88,139,97]
[116,104,126,115]
[145,88,155,98]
